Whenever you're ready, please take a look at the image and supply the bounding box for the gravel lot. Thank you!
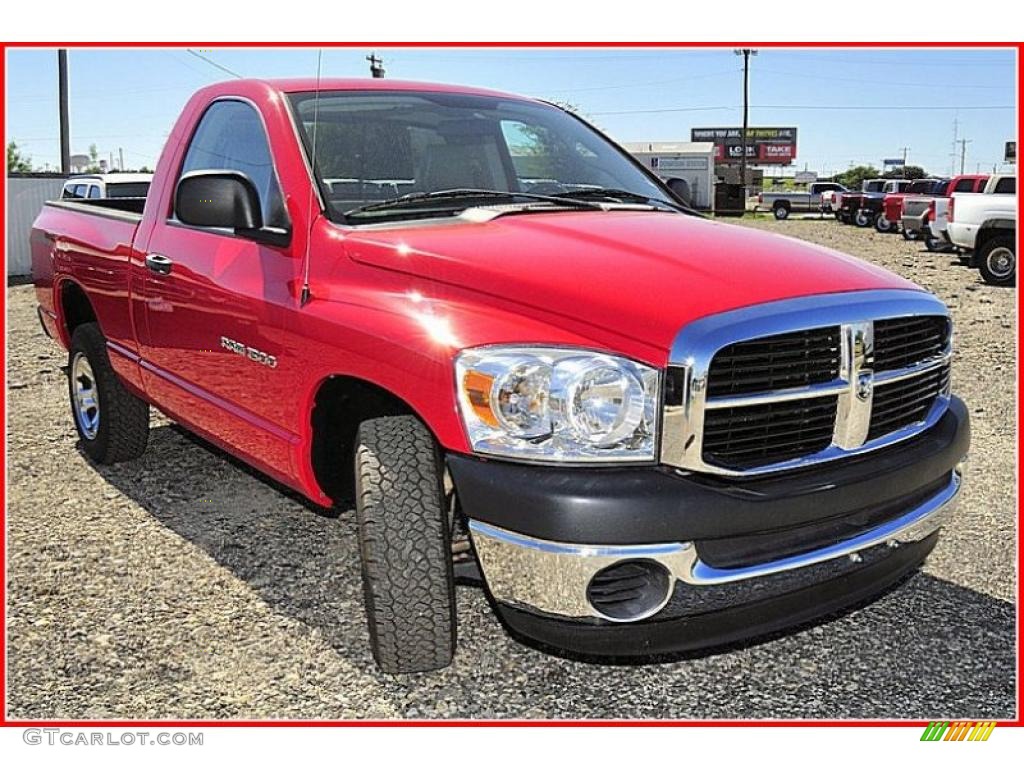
[6,217,1017,720]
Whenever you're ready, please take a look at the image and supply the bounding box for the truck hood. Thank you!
[341,210,918,354]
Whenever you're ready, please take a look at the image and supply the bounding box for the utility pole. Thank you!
[119,147,124,172]
[950,117,959,177]
[899,146,910,178]
[734,49,757,206]
[956,138,972,175]
[367,53,385,78]
[58,49,71,176]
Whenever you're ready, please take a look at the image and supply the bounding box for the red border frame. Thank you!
[1,40,1020,728]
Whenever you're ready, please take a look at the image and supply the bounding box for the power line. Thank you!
[542,68,740,95]
[590,103,1014,116]
[186,49,243,79]
[754,67,1010,90]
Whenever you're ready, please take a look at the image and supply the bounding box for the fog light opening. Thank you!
[586,559,672,622]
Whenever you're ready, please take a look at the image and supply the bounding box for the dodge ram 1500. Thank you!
[32,78,970,673]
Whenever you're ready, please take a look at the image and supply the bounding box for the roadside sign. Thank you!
[794,171,818,184]
[691,127,797,166]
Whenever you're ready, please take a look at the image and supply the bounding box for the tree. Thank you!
[835,165,882,190]
[86,143,102,173]
[7,141,33,173]
[884,165,927,180]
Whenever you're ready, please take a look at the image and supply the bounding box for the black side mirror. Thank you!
[665,177,692,207]
[175,170,263,231]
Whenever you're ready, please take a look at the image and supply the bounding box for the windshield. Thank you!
[287,90,674,222]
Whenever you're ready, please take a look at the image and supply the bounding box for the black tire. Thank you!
[355,415,456,673]
[854,209,874,228]
[68,323,149,463]
[902,228,919,241]
[772,203,790,220]
[874,214,893,233]
[977,235,1016,287]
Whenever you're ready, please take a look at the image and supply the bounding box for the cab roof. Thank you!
[203,77,537,102]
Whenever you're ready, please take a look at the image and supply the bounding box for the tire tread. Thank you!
[355,415,456,674]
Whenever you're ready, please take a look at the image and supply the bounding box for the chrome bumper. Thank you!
[469,470,961,623]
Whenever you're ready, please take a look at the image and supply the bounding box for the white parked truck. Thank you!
[60,173,153,201]
[947,174,1017,286]
[756,182,849,220]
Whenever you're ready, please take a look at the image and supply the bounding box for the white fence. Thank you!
[6,176,66,277]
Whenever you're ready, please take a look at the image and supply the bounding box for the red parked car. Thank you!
[31,78,969,672]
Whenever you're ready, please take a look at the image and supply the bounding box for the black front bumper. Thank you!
[448,397,969,657]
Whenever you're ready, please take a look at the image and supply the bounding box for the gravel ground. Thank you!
[5,218,1017,720]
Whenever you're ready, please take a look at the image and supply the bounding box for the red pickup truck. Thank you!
[31,78,969,673]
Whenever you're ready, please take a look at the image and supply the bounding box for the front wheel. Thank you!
[68,323,149,463]
[355,415,456,673]
[977,235,1016,286]
[925,235,944,252]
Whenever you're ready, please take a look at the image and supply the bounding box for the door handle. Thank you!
[145,253,173,275]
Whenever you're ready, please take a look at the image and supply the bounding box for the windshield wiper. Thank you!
[557,187,686,212]
[345,188,605,219]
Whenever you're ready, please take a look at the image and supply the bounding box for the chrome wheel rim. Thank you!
[987,247,1015,279]
[71,353,100,439]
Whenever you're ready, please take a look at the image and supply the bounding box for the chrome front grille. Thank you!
[661,290,954,476]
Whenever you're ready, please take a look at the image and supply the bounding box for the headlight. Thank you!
[455,346,660,462]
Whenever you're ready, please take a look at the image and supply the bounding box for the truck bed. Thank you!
[30,198,145,351]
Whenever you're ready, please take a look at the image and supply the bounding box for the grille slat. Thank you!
[867,365,949,442]
[698,314,950,471]
[706,327,841,398]
[873,316,949,372]
[702,398,838,469]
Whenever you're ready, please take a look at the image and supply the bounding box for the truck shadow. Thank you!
[88,423,1016,716]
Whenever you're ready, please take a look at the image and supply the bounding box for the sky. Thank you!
[4,47,1017,178]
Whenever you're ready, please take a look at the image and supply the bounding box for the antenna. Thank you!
[299,49,323,307]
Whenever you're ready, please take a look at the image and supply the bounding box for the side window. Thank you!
[993,177,1016,194]
[62,185,74,198]
[178,100,288,229]
[953,178,975,193]
[88,185,102,199]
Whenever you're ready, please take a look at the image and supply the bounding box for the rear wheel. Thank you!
[902,227,919,241]
[875,214,893,233]
[354,415,456,673]
[977,235,1016,286]
[68,323,149,463]
[773,203,790,220]
[854,209,873,228]
[925,235,944,252]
